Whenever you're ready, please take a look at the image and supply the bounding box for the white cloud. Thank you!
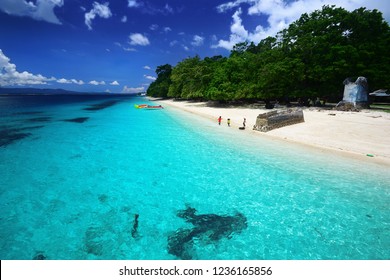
[215,0,390,50]
[150,24,159,30]
[110,80,120,85]
[0,49,89,86]
[164,27,172,33]
[71,79,84,85]
[128,0,141,8]
[143,65,152,70]
[0,0,63,24]
[0,49,55,86]
[57,78,71,84]
[115,42,136,51]
[85,2,112,30]
[217,0,249,13]
[57,78,85,85]
[89,80,106,85]
[121,15,127,23]
[170,40,178,47]
[129,33,150,46]
[0,49,101,88]
[149,24,171,33]
[128,1,174,15]
[164,4,174,14]
[213,8,250,50]
[123,47,137,52]
[231,8,249,38]
[191,35,205,47]
[122,86,145,93]
[144,75,156,81]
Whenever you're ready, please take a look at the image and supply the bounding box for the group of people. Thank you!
[218,116,246,129]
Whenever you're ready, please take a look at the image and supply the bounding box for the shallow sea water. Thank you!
[0,95,389,260]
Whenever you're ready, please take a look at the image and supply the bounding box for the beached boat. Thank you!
[134,104,148,109]
[145,105,164,109]
[134,104,163,109]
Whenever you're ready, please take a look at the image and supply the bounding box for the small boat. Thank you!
[134,104,148,109]
[145,105,164,109]
[134,104,164,109]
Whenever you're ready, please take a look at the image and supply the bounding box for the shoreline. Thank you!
[153,98,390,167]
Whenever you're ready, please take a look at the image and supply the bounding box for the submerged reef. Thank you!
[84,226,104,256]
[168,205,247,260]
[131,214,140,239]
[0,125,44,147]
[32,252,47,260]
[83,100,119,111]
[26,116,52,123]
[62,117,89,123]
[13,111,45,115]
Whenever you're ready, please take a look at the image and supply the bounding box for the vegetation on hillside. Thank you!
[147,6,390,103]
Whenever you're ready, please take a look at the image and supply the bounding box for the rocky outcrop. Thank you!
[253,109,304,132]
[335,77,370,110]
[334,101,368,111]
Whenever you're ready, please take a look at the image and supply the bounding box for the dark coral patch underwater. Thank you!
[167,205,247,260]
[0,125,44,147]
[26,116,52,123]
[62,117,89,123]
[83,100,119,111]
[13,111,45,116]
[32,251,47,260]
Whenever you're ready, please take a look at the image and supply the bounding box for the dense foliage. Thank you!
[147,6,390,102]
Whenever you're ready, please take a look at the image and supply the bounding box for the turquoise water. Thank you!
[0,95,389,260]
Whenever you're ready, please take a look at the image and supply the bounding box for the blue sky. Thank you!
[1,0,389,93]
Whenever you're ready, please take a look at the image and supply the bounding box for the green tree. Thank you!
[345,7,390,90]
[153,5,390,103]
[168,56,218,100]
[147,64,172,98]
[281,5,390,100]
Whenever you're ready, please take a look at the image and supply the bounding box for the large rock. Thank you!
[253,109,304,132]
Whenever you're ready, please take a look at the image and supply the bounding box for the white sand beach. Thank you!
[155,99,390,166]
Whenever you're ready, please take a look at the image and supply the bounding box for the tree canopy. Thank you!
[147,6,390,102]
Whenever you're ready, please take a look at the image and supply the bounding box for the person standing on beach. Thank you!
[243,118,246,127]
[227,118,231,127]
[218,116,222,125]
